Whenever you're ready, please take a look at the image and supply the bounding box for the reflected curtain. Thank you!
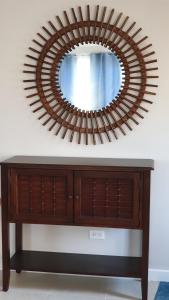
[90,53,121,109]
[59,53,121,110]
[59,55,77,101]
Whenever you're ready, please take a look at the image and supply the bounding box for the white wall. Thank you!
[0,0,169,281]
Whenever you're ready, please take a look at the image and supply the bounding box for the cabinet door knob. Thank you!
[76,195,79,200]
[68,195,73,200]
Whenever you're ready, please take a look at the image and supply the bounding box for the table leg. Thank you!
[141,171,150,300]
[1,165,10,291]
[141,276,148,300]
[2,219,10,291]
[15,223,23,273]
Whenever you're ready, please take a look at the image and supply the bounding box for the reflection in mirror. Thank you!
[58,44,123,111]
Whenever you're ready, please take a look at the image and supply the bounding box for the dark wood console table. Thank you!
[1,156,154,299]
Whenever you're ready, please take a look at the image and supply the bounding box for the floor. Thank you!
[0,271,159,300]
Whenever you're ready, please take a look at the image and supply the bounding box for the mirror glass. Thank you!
[58,44,123,111]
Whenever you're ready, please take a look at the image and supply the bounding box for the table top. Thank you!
[1,156,154,169]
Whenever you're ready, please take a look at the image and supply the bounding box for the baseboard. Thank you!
[149,268,169,282]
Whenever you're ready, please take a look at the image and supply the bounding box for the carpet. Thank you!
[155,282,169,299]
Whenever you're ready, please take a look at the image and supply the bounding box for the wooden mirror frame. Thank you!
[24,5,158,145]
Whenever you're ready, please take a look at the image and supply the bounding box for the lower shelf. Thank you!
[10,250,141,278]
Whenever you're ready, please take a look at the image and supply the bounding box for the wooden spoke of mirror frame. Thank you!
[23,5,158,145]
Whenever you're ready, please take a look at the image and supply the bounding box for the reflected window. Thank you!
[59,45,122,111]
[72,55,92,110]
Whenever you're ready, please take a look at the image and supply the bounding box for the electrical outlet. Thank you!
[89,230,105,240]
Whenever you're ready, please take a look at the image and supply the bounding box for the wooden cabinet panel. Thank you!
[9,168,73,224]
[8,167,142,228]
[74,171,141,228]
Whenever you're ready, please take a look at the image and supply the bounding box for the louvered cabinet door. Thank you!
[74,171,141,228]
[9,168,73,224]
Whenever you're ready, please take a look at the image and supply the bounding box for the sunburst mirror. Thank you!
[24,5,158,145]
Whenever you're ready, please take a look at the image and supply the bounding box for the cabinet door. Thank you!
[74,170,141,228]
[9,168,73,225]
